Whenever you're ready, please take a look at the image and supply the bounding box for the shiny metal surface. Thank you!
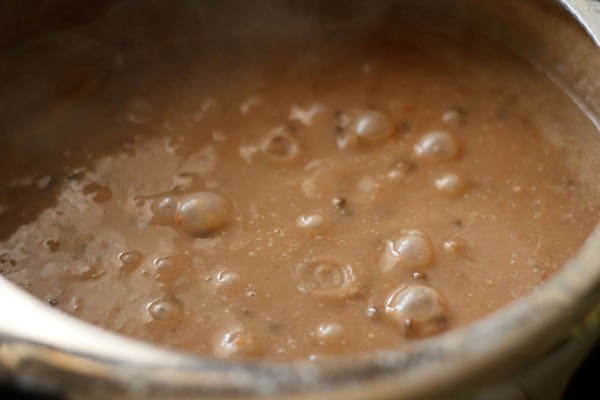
[0,1,599,399]
[560,0,600,46]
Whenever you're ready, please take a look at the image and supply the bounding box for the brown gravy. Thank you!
[0,22,599,361]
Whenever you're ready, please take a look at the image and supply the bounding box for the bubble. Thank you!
[412,271,426,280]
[176,192,231,236]
[316,322,345,341]
[434,173,467,197]
[366,305,380,320]
[331,196,347,209]
[352,110,394,143]
[261,127,301,163]
[385,285,447,337]
[215,327,263,358]
[442,108,465,125]
[146,300,180,321]
[386,169,405,182]
[296,213,327,233]
[296,257,361,300]
[152,254,190,283]
[153,257,173,277]
[380,230,434,272]
[442,238,467,259]
[213,270,242,290]
[152,196,178,224]
[414,131,459,162]
[118,250,143,273]
[387,160,417,182]
[394,159,417,174]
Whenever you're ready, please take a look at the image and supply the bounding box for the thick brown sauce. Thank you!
[0,27,599,361]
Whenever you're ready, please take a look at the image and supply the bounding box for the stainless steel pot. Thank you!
[0,1,598,399]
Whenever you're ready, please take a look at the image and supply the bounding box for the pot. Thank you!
[0,1,598,399]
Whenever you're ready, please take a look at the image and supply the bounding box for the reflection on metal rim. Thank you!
[559,0,600,47]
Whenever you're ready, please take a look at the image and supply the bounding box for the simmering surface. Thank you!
[0,22,599,360]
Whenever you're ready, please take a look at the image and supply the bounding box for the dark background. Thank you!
[563,343,600,399]
[0,344,599,399]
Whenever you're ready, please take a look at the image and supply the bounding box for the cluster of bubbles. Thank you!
[138,107,466,354]
[290,109,466,340]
